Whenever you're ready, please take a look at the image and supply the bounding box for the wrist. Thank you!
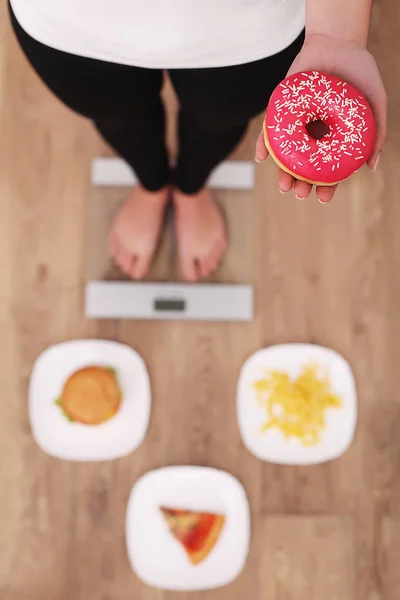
[306,0,371,47]
[304,32,366,50]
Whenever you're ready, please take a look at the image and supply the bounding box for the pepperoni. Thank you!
[182,513,216,552]
[264,71,376,184]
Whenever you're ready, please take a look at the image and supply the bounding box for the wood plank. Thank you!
[378,519,400,600]
[258,516,355,600]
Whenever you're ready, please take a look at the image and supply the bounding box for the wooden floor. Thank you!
[1,1,400,599]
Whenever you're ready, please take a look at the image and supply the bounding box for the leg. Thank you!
[168,33,304,280]
[170,32,305,194]
[10,6,168,191]
[10,6,170,278]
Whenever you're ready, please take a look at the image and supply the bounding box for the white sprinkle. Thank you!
[269,72,370,168]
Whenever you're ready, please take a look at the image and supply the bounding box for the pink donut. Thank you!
[263,70,376,185]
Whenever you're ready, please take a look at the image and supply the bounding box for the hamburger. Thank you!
[56,366,121,425]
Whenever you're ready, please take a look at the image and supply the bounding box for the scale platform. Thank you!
[91,158,255,190]
[86,158,255,322]
[86,281,253,321]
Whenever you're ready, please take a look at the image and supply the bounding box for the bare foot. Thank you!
[173,187,228,282]
[108,185,169,279]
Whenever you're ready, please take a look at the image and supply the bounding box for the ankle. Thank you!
[136,184,170,203]
[173,186,209,205]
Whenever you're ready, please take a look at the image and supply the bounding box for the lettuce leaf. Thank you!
[54,396,74,422]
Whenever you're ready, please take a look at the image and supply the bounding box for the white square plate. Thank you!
[237,344,357,465]
[126,466,250,591]
[29,339,151,461]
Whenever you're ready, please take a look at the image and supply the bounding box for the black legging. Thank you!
[10,6,304,194]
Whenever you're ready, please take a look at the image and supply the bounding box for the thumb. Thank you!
[255,129,269,163]
[367,87,387,171]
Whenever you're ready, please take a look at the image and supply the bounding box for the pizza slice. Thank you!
[160,507,225,566]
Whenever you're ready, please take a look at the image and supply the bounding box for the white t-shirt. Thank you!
[10,0,305,69]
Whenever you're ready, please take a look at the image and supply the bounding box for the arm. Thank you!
[256,0,387,203]
[306,0,372,46]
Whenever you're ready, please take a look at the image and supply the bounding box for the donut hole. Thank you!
[306,120,330,140]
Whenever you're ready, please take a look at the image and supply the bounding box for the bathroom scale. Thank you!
[86,158,255,322]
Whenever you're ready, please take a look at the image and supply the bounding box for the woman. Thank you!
[9,0,386,282]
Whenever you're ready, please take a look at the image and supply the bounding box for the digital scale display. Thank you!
[86,282,253,321]
[154,298,186,312]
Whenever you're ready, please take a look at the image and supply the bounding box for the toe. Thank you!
[180,255,200,282]
[130,253,152,280]
[114,247,124,269]
[204,256,219,277]
[127,255,138,279]
[201,243,224,278]
[211,237,227,268]
[116,247,133,274]
[193,259,202,281]
[199,255,212,279]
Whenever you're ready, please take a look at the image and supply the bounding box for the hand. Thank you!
[255,33,387,203]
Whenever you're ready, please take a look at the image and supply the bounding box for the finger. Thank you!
[367,88,387,170]
[255,130,269,163]
[278,170,295,194]
[294,179,312,199]
[316,184,338,204]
